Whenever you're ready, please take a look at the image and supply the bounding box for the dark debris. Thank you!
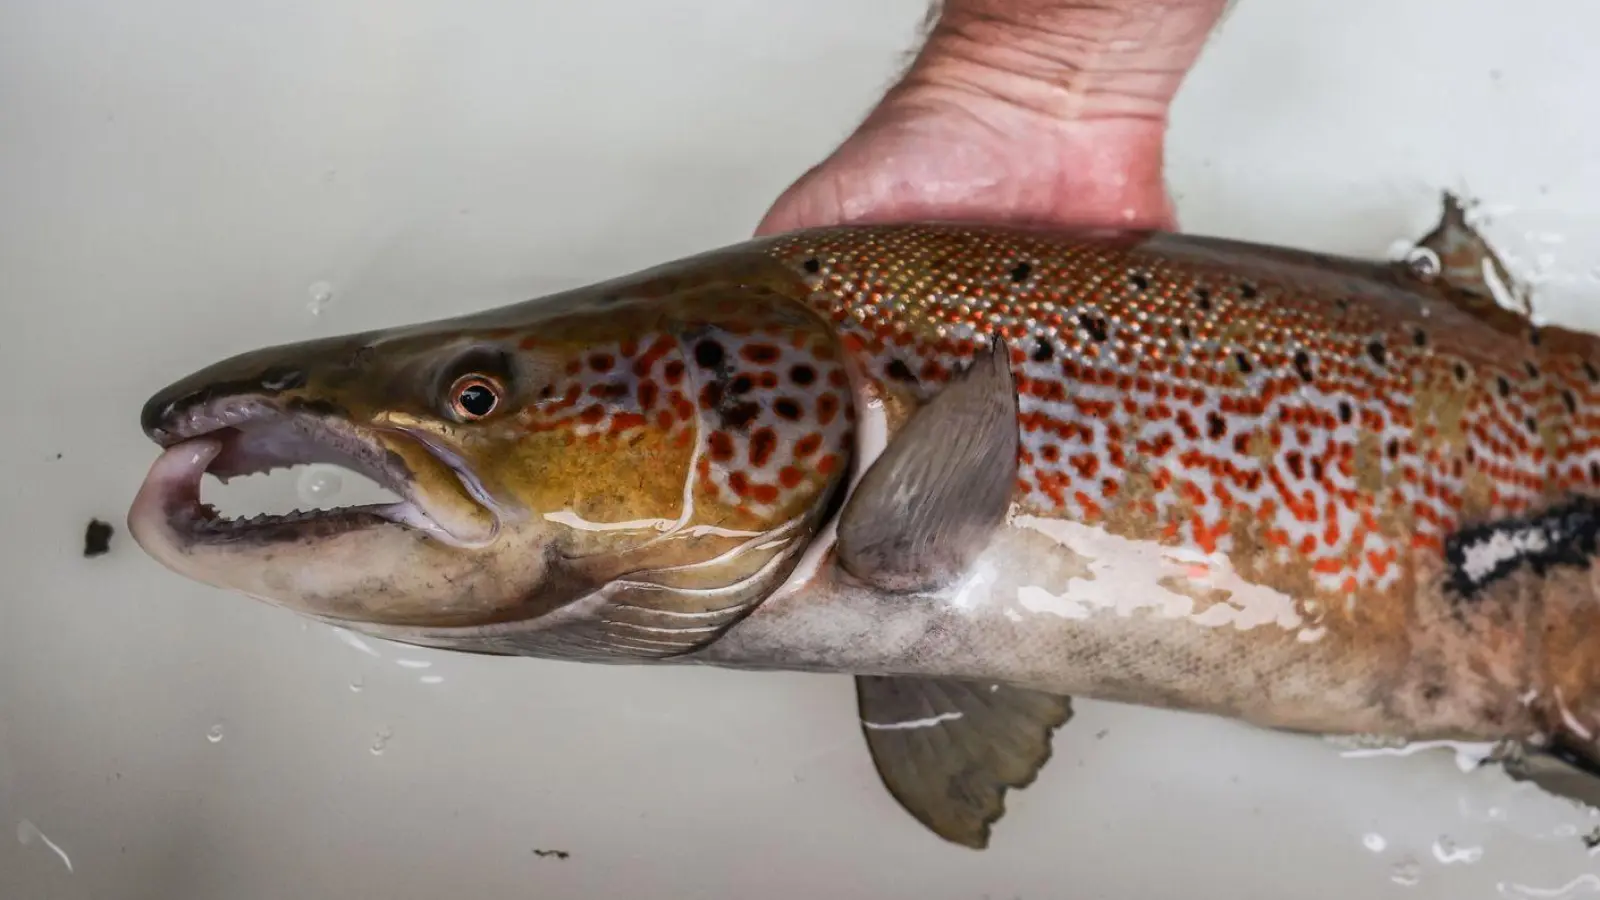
[532,848,570,860]
[84,519,114,557]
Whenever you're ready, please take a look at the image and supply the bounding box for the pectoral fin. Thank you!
[855,675,1072,849]
[835,339,1019,593]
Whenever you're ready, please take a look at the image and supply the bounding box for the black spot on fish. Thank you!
[1010,262,1032,283]
[1367,340,1387,367]
[1083,317,1109,343]
[1444,495,1600,599]
[1194,288,1212,311]
[802,258,821,274]
[1206,411,1227,440]
[1421,684,1446,702]
[1031,340,1053,362]
[1497,376,1512,398]
[1129,273,1150,291]
[1178,324,1192,341]
[83,519,113,557]
[789,364,816,386]
[694,339,725,370]
[1239,282,1259,300]
[1589,461,1599,483]
[730,375,754,395]
[886,359,916,382]
[1527,417,1540,436]
[1466,445,1477,464]
[1564,390,1578,414]
[1235,352,1254,375]
[1412,329,1428,348]
[1526,361,1541,379]
[774,398,802,421]
[1585,361,1599,383]
[1338,401,1353,424]
[722,402,760,430]
[1454,362,1469,383]
[1530,326,1543,347]
[1311,458,1325,481]
[1386,439,1400,460]
[1292,350,1314,382]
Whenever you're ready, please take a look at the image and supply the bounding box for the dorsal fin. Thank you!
[1404,190,1535,327]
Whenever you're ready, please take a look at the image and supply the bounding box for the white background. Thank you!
[3,0,1599,897]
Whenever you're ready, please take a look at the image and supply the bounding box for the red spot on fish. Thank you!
[817,394,839,425]
[638,381,658,410]
[589,354,614,373]
[778,466,803,489]
[795,434,822,458]
[816,453,840,475]
[708,432,735,462]
[749,428,777,468]
[750,482,779,505]
[741,344,781,365]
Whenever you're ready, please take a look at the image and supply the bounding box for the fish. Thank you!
[128,192,1600,849]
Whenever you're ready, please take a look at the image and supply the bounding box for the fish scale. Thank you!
[761,223,1598,604]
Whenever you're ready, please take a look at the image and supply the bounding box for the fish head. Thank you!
[129,261,857,659]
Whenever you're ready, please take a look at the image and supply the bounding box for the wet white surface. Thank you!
[4,0,1600,896]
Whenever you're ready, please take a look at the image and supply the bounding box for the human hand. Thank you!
[755,0,1232,236]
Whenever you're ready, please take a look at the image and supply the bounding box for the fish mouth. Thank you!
[129,394,493,551]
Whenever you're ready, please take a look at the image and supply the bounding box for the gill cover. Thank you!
[136,254,860,661]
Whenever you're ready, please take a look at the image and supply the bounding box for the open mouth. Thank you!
[130,395,471,547]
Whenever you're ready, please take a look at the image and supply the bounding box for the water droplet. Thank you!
[306,281,334,316]
[1404,246,1441,280]
[1363,833,1388,852]
[296,466,343,506]
[396,658,431,670]
[370,727,392,756]
[1431,835,1483,864]
[206,723,225,744]
[348,677,364,693]
[419,675,444,685]
[1390,857,1421,887]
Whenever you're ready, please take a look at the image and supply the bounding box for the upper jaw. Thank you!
[131,392,497,550]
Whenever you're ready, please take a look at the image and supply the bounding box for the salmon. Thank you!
[128,193,1600,848]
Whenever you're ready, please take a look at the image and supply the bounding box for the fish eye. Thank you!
[448,374,502,421]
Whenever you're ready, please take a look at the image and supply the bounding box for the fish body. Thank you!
[129,195,1600,847]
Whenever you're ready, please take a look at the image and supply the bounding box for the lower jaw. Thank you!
[128,437,430,559]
